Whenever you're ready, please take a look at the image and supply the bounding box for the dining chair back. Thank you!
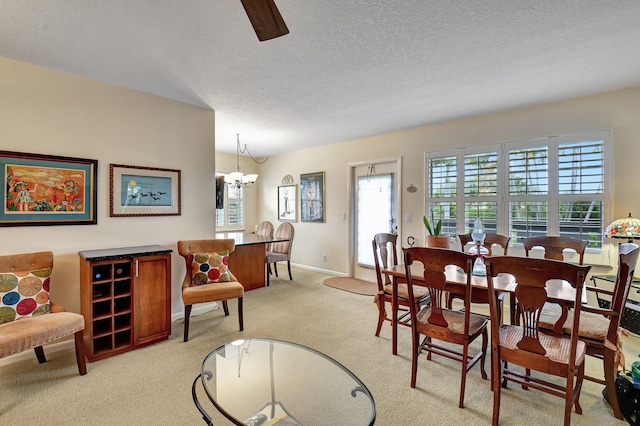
[484,255,591,426]
[458,232,511,255]
[372,233,429,354]
[177,239,244,341]
[538,243,640,420]
[404,247,488,408]
[448,232,511,318]
[256,221,274,238]
[265,222,295,285]
[522,236,588,264]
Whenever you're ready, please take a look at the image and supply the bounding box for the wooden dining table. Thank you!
[381,262,585,355]
[215,232,289,291]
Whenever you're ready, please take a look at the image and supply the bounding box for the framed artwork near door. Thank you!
[300,171,325,223]
[278,184,297,222]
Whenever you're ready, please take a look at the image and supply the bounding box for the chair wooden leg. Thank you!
[184,305,192,342]
[222,300,230,316]
[574,360,584,415]
[445,292,454,310]
[603,351,622,419]
[480,329,488,380]
[274,262,279,277]
[563,383,574,426]
[375,299,386,337]
[287,261,292,280]
[34,346,46,364]
[238,297,244,331]
[492,359,502,425]
[74,330,87,375]
[410,329,420,388]
[460,344,469,408]
[267,264,270,286]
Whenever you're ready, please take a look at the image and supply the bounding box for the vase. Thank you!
[426,235,450,248]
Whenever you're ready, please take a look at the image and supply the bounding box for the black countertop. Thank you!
[78,245,172,261]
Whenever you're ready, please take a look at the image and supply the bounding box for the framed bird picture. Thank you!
[109,164,181,217]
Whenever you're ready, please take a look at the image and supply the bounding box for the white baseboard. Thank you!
[289,262,346,277]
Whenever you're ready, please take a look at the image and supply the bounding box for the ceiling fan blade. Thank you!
[240,0,289,41]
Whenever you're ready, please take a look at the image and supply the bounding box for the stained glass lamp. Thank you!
[605,213,640,243]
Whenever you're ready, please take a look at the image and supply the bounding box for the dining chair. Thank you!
[403,246,488,408]
[372,233,429,354]
[447,233,511,320]
[515,235,589,325]
[265,222,295,286]
[484,255,591,426]
[538,243,640,420]
[177,239,244,342]
[522,236,588,264]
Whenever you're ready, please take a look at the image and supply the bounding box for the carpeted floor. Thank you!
[323,276,378,296]
[0,267,634,425]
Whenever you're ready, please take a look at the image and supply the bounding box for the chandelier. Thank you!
[222,134,267,189]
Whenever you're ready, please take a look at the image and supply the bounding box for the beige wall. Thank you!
[257,86,640,276]
[4,56,639,317]
[0,57,216,319]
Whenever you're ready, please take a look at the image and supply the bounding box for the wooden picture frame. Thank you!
[300,171,325,223]
[110,164,181,217]
[1,150,97,227]
[278,184,297,222]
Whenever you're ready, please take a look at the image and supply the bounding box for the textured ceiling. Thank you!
[2,1,640,156]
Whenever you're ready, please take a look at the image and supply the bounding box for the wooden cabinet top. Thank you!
[78,245,172,261]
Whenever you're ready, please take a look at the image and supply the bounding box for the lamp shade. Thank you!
[605,213,640,241]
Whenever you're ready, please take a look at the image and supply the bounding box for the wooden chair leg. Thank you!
[574,361,584,415]
[274,262,279,277]
[34,346,46,364]
[184,305,192,342]
[604,350,623,419]
[238,297,244,331]
[74,330,87,375]
[375,299,386,337]
[222,300,230,316]
[287,261,292,280]
[267,264,270,286]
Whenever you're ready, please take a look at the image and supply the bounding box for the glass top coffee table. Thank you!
[192,338,376,425]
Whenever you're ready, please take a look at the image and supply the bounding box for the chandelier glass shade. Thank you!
[221,134,266,189]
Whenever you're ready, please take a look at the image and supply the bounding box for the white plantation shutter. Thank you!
[215,183,245,230]
[425,131,610,254]
[464,150,499,233]
[556,140,604,246]
[426,153,458,235]
[508,145,549,237]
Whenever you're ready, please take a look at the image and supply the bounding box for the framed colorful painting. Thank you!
[110,164,181,217]
[300,171,325,223]
[1,150,98,226]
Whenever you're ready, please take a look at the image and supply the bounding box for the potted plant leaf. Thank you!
[423,215,450,248]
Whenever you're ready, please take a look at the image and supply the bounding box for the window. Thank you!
[426,131,610,252]
[215,180,245,230]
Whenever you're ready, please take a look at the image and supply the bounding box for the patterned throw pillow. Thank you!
[0,268,52,324]
[191,251,232,285]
